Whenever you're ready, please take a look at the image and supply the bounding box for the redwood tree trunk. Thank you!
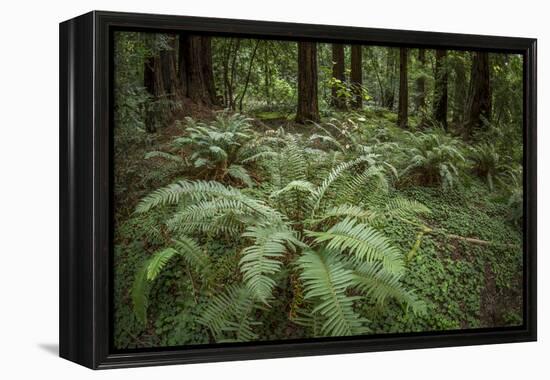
[331,43,346,110]
[465,51,491,138]
[178,34,218,105]
[350,45,363,109]
[433,49,448,130]
[159,35,179,99]
[397,47,409,129]
[296,41,320,124]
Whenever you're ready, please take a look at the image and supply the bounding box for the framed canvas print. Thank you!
[59,11,537,369]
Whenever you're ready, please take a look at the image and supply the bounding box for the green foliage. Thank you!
[468,142,511,190]
[307,218,403,273]
[298,249,369,336]
[400,129,467,189]
[197,284,260,342]
[113,32,523,349]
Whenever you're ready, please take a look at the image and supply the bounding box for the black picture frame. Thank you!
[59,10,537,369]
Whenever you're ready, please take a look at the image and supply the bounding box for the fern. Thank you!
[298,249,369,337]
[144,151,184,163]
[131,262,150,325]
[309,156,372,217]
[240,225,303,303]
[198,284,260,342]
[146,248,178,281]
[351,262,425,314]
[306,217,403,274]
[226,164,254,187]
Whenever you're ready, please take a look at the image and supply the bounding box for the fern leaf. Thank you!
[351,262,426,314]
[310,156,371,217]
[227,164,254,187]
[173,236,210,274]
[197,284,259,342]
[298,249,369,337]
[240,225,303,303]
[144,151,184,162]
[131,262,150,325]
[146,248,178,281]
[306,218,404,274]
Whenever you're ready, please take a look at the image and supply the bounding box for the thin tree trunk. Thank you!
[451,54,467,129]
[415,49,426,112]
[433,49,448,130]
[228,39,241,110]
[350,45,363,109]
[296,41,320,124]
[397,47,409,128]
[465,51,491,138]
[383,48,396,109]
[238,40,261,112]
[331,43,346,110]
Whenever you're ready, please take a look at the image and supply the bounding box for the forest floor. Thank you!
[113,107,523,349]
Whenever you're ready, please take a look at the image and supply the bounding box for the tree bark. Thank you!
[397,47,409,129]
[331,43,346,110]
[296,41,320,124]
[350,45,363,109]
[433,49,448,130]
[465,51,491,138]
[159,35,180,99]
[178,34,218,105]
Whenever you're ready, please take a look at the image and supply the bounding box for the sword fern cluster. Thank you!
[132,114,430,342]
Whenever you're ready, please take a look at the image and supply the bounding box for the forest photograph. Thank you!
[112,31,524,350]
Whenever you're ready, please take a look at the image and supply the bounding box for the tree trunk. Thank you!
[451,54,467,128]
[238,40,261,112]
[433,49,448,130]
[382,48,396,109]
[296,42,320,124]
[465,51,491,138]
[397,47,409,129]
[143,35,167,133]
[159,35,180,99]
[415,49,426,112]
[350,45,363,109]
[331,43,346,110]
[178,34,218,105]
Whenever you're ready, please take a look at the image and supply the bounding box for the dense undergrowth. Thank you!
[113,109,523,349]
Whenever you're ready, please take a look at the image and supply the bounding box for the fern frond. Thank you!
[172,236,210,274]
[227,164,254,187]
[131,262,150,325]
[309,156,371,217]
[314,204,374,224]
[197,284,260,342]
[144,151,184,163]
[146,248,178,281]
[384,197,431,219]
[298,249,369,337]
[240,225,303,303]
[351,262,426,314]
[270,180,316,199]
[306,218,404,274]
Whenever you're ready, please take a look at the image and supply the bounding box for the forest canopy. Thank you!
[113,31,523,349]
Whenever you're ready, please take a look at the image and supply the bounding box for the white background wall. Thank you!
[0,0,547,378]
